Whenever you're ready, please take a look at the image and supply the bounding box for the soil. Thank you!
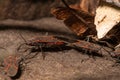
[0,17,120,80]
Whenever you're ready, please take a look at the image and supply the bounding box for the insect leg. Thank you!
[84,36,92,55]
[17,43,27,52]
[39,46,45,60]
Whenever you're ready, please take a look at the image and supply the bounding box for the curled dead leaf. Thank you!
[51,7,96,38]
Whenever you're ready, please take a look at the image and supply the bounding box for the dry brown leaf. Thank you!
[70,0,100,15]
[51,7,96,38]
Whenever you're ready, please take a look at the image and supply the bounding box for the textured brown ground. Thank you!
[0,18,120,80]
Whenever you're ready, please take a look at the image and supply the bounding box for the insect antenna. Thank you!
[19,33,28,44]
[17,33,29,52]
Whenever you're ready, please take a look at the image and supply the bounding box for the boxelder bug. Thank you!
[17,34,68,59]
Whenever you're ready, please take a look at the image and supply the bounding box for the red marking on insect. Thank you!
[19,36,67,48]
[29,35,79,49]
[50,42,65,45]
